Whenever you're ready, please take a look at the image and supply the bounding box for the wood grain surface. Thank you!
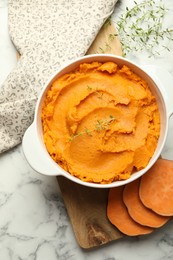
[86,21,122,56]
[57,21,124,249]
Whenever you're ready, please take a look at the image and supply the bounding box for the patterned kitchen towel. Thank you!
[0,0,118,153]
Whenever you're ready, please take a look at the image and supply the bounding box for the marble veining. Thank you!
[1,0,173,259]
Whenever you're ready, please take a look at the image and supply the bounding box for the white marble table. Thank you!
[0,0,173,259]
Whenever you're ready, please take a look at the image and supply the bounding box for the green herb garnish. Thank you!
[69,115,116,141]
[115,0,173,57]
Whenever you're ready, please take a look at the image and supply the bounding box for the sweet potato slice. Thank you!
[107,186,153,236]
[123,179,170,227]
[140,159,173,216]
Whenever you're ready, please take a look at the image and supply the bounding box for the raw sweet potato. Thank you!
[123,178,170,227]
[107,186,153,236]
[140,159,173,216]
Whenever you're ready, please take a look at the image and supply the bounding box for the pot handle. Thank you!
[22,123,61,176]
[141,65,173,118]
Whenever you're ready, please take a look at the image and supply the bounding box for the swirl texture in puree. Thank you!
[42,61,160,184]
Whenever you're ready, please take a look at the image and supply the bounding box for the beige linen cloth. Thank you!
[0,0,118,153]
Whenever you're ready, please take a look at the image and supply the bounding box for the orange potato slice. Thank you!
[107,186,153,236]
[140,159,173,216]
[123,178,170,227]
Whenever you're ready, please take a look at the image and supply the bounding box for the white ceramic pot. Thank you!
[22,54,173,188]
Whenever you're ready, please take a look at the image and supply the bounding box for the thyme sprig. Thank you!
[95,115,116,131]
[116,0,173,57]
[96,18,118,54]
[109,33,118,41]
[86,85,105,100]
[69,115,116,141]
[69,127,92,141]
[87,85,92,91]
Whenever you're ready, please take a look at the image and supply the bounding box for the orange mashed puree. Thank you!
[41,61,160,184]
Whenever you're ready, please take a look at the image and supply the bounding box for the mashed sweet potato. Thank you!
[41,61,160,184]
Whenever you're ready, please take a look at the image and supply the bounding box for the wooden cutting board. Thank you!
[57,21,124,249]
